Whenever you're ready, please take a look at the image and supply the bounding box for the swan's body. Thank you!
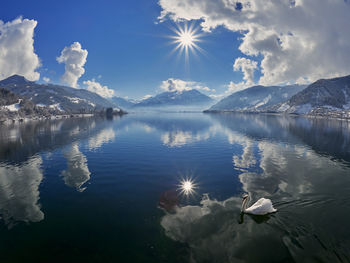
[241,194,277,215]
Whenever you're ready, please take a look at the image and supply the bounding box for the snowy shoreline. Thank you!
[0,113,96,125]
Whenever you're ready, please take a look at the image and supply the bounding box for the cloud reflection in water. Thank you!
[0,155,44,227]
[61,143,91,192]
[161,194,286,263]
[88,128,116,150]
[161,130,212,147]
[160,114,350,262]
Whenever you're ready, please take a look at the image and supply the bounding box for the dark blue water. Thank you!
[0,113,350,262]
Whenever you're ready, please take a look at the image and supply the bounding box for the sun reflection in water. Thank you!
[179,178,197,196]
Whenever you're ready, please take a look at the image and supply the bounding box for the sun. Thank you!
[169,23,204,61]
[182,180,193,192]
[177,31,196,47]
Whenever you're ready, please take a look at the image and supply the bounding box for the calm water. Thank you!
[0,113,350,263]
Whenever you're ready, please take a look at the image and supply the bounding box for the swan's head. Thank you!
[241,194,249,212]
[242,194,249,201]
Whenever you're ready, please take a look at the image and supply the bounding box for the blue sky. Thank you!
[1,0,349,100]
[0,0,249,99]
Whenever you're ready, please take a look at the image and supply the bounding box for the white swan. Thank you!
[241,194,277,215]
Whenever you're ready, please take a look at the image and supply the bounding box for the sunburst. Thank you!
[178,177,198,196]
[169,23,204,61]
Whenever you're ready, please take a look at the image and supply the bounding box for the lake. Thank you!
[0,112,350,263]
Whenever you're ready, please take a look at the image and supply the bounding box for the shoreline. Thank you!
[0,113,96,125]
[203,110,350,121]
[0,111,128,125]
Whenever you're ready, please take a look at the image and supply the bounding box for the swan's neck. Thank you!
[241,197,249,212]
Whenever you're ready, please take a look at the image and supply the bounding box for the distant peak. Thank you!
[8,74,31,82]
[0,75,33,85]
[170,89,201,94]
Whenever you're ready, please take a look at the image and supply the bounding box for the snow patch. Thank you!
[2,99,22,112]
[65,96,95,107]
[65,97,84,104]
[254,95,271,108]
[277,102,290,112]
[49,103,64,112]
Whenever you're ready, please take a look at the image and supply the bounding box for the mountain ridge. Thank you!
[0,75,119,113]
[208,84,306,112]
[109,96,136,109]
[205,74,350,120]
[273,75,350,114]
[133,89,214,109]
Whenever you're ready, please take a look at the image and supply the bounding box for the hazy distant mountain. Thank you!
[208,84,306,111]
[273,75,350,114]
[109,97,135,109]
[134,89,214,108]
[0,75,118,113]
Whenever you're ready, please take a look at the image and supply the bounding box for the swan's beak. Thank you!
[242,193,249,200]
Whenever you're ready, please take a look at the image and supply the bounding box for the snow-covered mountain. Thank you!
[0,87,54,120]
[0,75,118,113]
[207,84,306,111]
[134,89,214,109]
[274,75,350,114]
[109,97,136,109]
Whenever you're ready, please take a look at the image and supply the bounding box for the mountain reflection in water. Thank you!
[0,113,349,262]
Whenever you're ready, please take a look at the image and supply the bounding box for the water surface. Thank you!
[0,113,350,262]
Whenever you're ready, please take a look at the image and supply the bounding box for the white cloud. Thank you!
[160,78,214,93]
[0,17,40,81]
[221,57,258,95]
[158,0,350,85]
[57,42,88,88]
[208,93,225,100]
[83,79,115,98]
[225,81,251,95]
[42,77,50,83]
[233,57,258,85]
